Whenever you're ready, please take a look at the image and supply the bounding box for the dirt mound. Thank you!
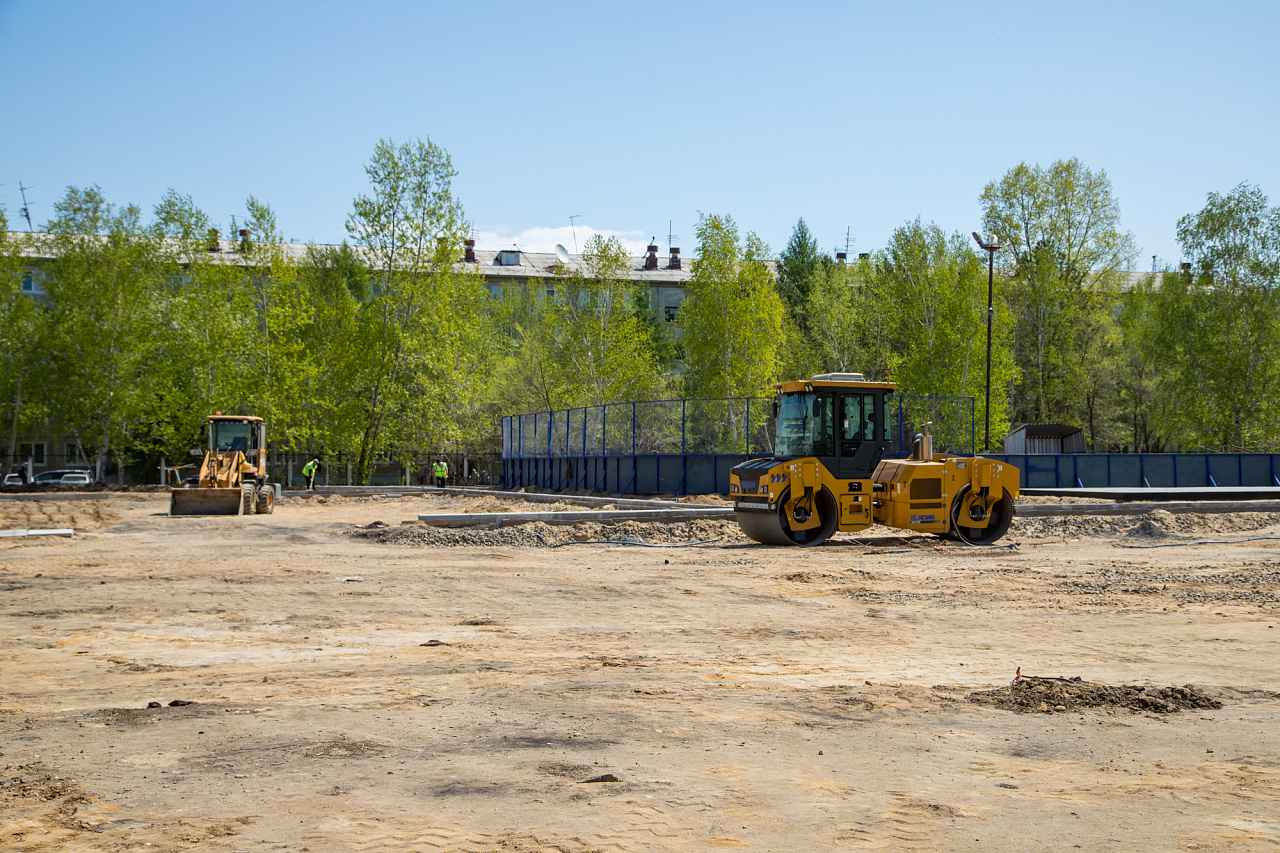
[967,676,1222,714]
[0,499,122,531]
[1125,516,1172,539]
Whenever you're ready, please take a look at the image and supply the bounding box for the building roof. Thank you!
[466,248,691,283]
[6,232,694,283]
[1007,423,1083,439]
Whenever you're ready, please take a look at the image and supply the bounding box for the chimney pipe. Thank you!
[206,228,221,252]
[858,253,870,260]
[238,229,251,252]
[668,247,681,270]
[836,252,847,263]
[464,239,476,263]
[645,243,659,271]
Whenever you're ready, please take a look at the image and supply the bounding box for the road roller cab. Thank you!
[730,374,1019,546]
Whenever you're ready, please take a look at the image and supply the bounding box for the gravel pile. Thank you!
[348,518,747,548]
[1012,509,1280,539]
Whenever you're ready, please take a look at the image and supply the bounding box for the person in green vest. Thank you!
[303,457,320,491]
[433,457,448,488]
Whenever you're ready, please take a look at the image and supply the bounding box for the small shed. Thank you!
[1003,423,1086,454]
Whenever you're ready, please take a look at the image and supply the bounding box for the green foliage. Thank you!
[776,217,825,320]
[343,137,487,481]
[981,158,1137,440]
[870,220,1016,447]
[40,186,167,479]
[679,213,786,400]
[0,221,43,471]
[802,255,886,378]
[547,235,663,406]
[1136,184,1280,450]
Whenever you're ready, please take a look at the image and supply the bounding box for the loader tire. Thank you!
[950,485,1012,545]
[241,483,257,515]
[256,484,275,515]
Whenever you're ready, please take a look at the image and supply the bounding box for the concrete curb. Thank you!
[0,528,75,537]
[1016,500,1280,517]
[417,508,735,527]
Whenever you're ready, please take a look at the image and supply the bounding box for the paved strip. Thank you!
[296,485,725,511]
[1022,486,1280,501]
[418,508,734,527]
[1016,500,1280,517]
[0,529,75,537]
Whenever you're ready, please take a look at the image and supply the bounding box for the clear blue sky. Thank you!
[2,0,1276,267]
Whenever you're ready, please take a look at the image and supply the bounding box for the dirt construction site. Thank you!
[2,490,1278,852]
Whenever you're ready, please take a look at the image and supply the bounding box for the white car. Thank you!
[59,472,93,484]
[3,473,23,486]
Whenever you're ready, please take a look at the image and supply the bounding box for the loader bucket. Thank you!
[170,487,245,516]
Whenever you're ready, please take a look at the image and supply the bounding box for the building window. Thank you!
[65,443,84,464]
[489,284,503,299]
[18,443,46,465]
[665,306,679,322]
[546,288,556,299]
[21,272,46,295]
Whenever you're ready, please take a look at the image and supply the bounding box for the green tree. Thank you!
[145,190,254,462]
[0,215,42,474]
[679,213,786,401]
[549,235,662,406]
[344,137,485,481]
[776,217,825,320]
[802,255,886,378]
[41,186,164,480]
[980,158,1137,439]
[872,220,1016,448]
[1147,184,1280,449]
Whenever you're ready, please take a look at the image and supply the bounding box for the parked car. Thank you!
[3,473,24,486]
[60,472,93,484]
[31,469,93,485]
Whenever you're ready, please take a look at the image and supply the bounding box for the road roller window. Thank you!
[775,393,834,458]
[840,393,877,455]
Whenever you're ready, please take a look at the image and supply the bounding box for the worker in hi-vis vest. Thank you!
[433,457,447,488]
[303,457,320,491]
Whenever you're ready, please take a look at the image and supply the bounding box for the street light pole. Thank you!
[972,232,1004,453]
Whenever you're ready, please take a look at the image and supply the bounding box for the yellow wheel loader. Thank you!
[730,374,1019,546]
[170,414,276,516]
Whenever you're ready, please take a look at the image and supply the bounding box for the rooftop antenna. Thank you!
[667,220,679,250]
[1151,254,1157,272]
[568,214,581,254]
[844,227,854,256]
[18,182,35,231]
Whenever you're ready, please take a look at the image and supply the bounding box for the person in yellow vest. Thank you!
[303,457,320,491]
[433,457,448,488]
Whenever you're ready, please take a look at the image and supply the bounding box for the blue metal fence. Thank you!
[501,394,975,494]
[988,453,1280,489]
[501,397,1280,495]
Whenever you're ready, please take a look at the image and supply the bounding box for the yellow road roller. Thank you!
[730,374,1019,546]
[170,414,275,516]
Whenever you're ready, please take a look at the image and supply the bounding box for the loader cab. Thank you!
[205,416,265,463]
[772,375,894,479]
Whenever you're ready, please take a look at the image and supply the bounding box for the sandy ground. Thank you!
[1,493,1278,853]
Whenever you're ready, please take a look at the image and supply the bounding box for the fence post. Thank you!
[746,397,750,454]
